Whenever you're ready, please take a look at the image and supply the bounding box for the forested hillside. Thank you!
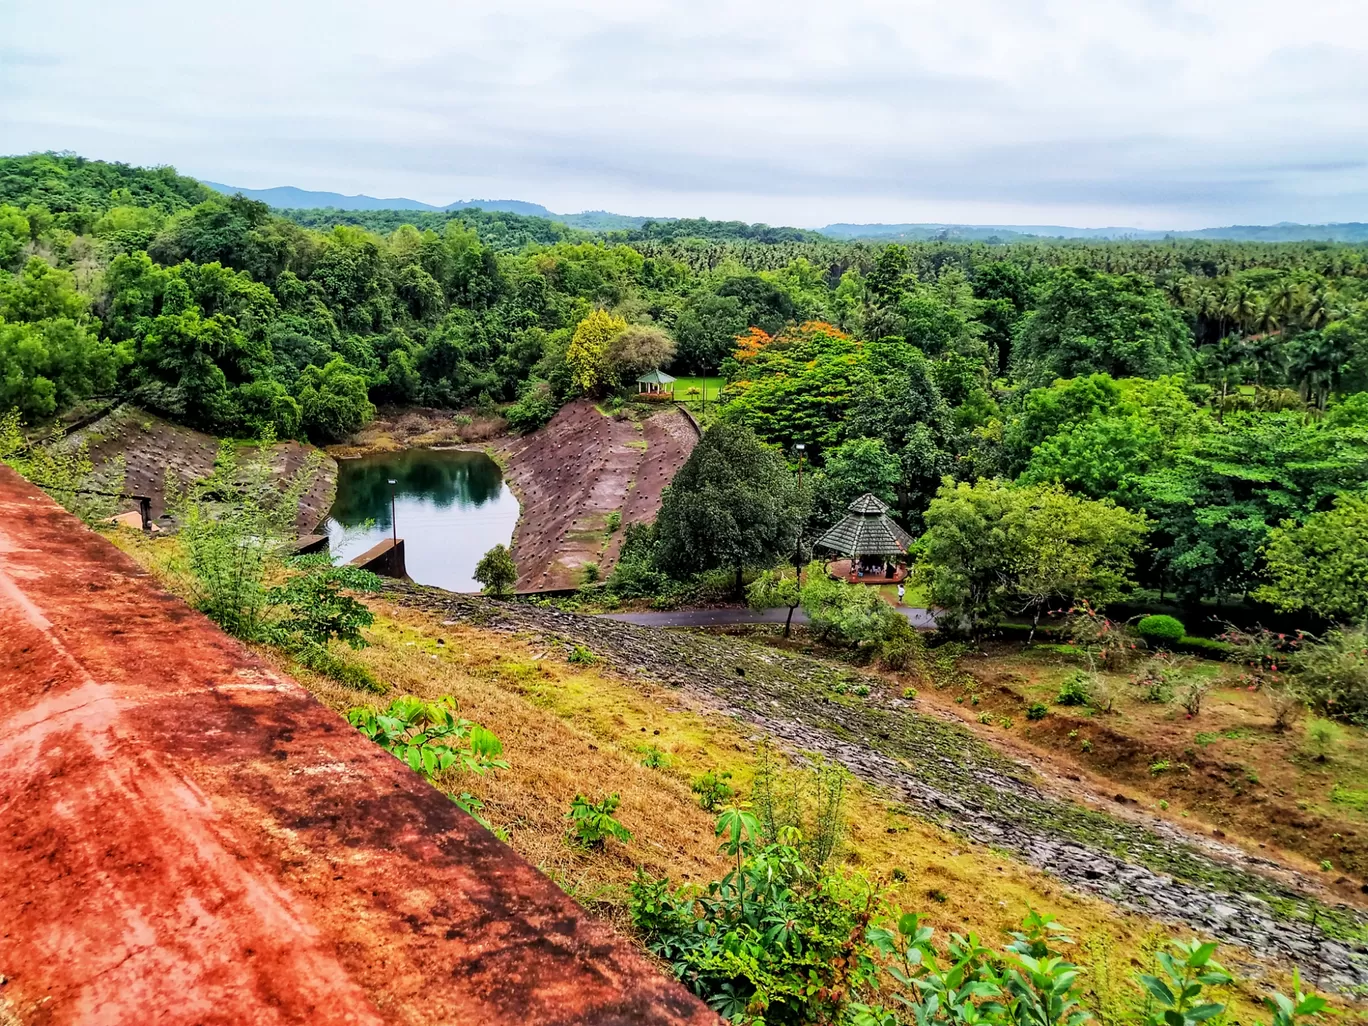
[4,151,1368,618]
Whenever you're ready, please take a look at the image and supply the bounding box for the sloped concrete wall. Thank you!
[0,467,716,1026]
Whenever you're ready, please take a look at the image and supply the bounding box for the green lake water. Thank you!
[324,448,520,592]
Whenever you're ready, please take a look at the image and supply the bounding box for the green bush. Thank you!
[504,379,559,432]
[1136,614,1186,645]
[1056,671,1094,706]
[690,769,735,811]
[566,793,631,848]
[1026,702,1049,721]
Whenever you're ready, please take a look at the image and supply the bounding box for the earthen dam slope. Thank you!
[0,467,715,1026]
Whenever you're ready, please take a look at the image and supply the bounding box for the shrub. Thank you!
[1136,614,1186,645]
[1178,677,1212,717]
[1026,702,1049,721]
[690,769,735,811]
[1292,626,1368,725]
[566,644,596,665]
[504,379,558,432]
[1056,671,1095,706]
[1264,679,1306,731]
[1305,718,1342,760]
[879,616,926,672]
[566,793,631,848]
[1064,601,1137,670]
[604,510,621,534]
[474,543,518,597]
[1132,655,1185,704]
[347,695,507,824]
[639,745,670,769]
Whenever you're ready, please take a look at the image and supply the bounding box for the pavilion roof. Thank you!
[814,493,913,557]
[637,368,676,384]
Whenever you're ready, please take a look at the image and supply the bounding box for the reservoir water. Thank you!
[323,448,520,592]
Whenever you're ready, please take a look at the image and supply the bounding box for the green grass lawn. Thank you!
[672,376,724,402]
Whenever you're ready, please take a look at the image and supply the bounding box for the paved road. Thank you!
[600,605,938,629]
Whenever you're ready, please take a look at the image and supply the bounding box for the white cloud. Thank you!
[2,0,1366,227]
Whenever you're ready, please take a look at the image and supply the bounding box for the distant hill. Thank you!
[204,180,1368,244]
[204,181,556,217]
[819,221,1368,243]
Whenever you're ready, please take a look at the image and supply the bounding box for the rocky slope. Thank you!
[387,585,1368,992]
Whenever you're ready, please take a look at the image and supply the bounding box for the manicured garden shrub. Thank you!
[1136,614,1186,645]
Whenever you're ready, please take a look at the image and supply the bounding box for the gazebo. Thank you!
[636,369,676,395]
[815,493,912,584]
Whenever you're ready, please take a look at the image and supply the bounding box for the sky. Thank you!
[3,0,1367,229]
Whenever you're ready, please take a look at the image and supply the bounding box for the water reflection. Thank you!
[324,448,519,592]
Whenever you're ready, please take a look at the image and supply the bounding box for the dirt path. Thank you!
[386,585,1368,993]
[496,402,697,592]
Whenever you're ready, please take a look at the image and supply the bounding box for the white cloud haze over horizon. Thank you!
[3,0,1367,229]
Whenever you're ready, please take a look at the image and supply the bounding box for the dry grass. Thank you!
[96,530,1303,1015]
[286,602,1166,948]
[331,408,507,457]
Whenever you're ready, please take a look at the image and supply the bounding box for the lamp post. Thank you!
[388,479,397,545]
[793,444,807,575]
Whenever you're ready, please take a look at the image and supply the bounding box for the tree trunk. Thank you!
[784,603,796,639]
[1025,607,1041,649]
[735,564,744,598]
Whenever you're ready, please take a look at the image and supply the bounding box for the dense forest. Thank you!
[4,152,1368,621]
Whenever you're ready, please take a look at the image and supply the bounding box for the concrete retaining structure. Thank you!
[349,536,406,578]
[0,467,716,1026]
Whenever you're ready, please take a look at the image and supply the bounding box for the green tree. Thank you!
[655,422,809,594]
[814,437,901,516]
[605,323,675,383]
[1013,267,1193,385]
[474,543,519,597]
[914,480,1147,637]
[296,357,375,443]
[1257,495,1368,622]
[566,308,627,394]
[746,566,803,637]
[1003,483,1149,639]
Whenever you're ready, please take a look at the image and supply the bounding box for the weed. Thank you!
[1305,718,1341,761]
[1320,859,1334,872]
[566,644,596,665]
[639,744,670,770]
[605,510,621,534]
[691,769,735,812]
[1149,760,1171,775]
[998,715,1014,729]
[1081,739,1094,753]
[581,561,600,585]
[1026,702,1049,721]
[1330,783,1368,810]
[566,793,631,848]
[1158,800,1169,810]
[901,686,918,700]
[1178,677,1212,716]
[1056,671,1095,706]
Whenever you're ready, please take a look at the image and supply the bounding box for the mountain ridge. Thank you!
[204,181,1368,243]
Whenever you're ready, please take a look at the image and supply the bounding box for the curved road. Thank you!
[600,605,937,629]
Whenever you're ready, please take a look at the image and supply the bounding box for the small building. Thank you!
[636,369,676,395]
[815,493,912,583]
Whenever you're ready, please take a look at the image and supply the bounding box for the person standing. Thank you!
[896,582,905,605]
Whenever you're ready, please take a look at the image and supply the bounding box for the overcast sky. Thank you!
[3,0,1367,229]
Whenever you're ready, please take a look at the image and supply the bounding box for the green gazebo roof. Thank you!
[815,493,913,557]
[637,368,676,384]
